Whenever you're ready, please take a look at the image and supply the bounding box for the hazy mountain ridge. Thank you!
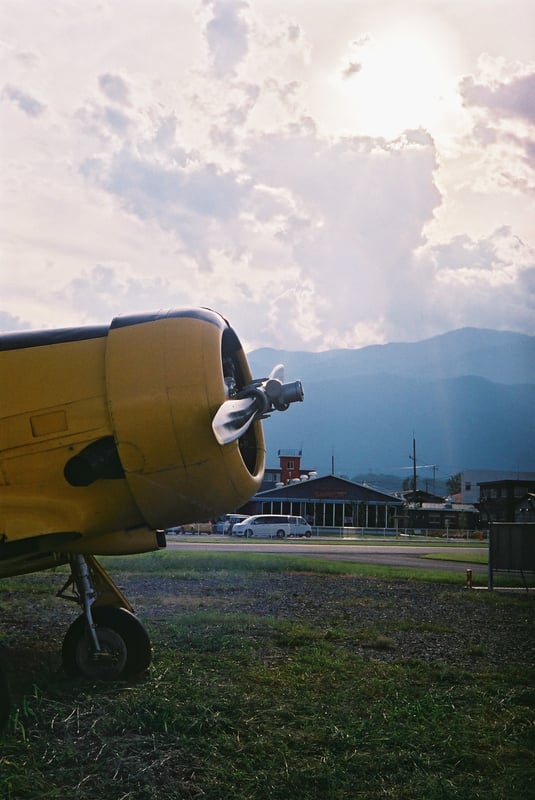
[248,328,535,477]
[250,327,535,385]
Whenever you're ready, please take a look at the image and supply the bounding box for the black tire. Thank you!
[276,529,286,539]
[0,660,10,731]
[245,529,253,538]
[62,605,152,680]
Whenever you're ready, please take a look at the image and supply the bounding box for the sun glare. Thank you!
[337,18,461,138]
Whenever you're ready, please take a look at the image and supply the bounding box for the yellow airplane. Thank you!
[0,307,303,724]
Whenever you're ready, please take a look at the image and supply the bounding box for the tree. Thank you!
[447,473,461,495]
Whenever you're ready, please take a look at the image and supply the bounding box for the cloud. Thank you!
[461,70,535,124]
[71,88,442,346]
[2,84,45,116]
[0,0,534,351]
[237,128,441,346]
[0,310,31,332]
[58,265,172,320]
[411,226,535,335]
[98,73,131,106]
[81,146,249,271]
[203,0,250,76]
[342,62,362,79]
[430,227,529,274]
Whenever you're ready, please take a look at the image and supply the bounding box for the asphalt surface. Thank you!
[165,536,488,574]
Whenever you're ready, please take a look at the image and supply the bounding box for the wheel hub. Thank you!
[75,626,128,680]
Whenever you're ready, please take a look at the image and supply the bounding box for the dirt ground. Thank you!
[1,570,533,703]
[129,571,535,669]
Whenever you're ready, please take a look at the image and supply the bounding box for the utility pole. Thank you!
[409,437,417,493]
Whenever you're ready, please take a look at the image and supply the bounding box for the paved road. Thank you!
[166,537,488,574]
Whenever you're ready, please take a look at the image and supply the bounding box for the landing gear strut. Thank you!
[59,555,151,680]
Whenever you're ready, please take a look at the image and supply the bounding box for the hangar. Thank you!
[241,473,403,532]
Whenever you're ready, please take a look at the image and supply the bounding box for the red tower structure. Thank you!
[278,449,303,483]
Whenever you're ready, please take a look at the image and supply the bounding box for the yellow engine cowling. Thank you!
[0,309,265,559]
[104,309,265,528]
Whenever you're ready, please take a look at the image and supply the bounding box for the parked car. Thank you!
[165,525,184,535]
[182,521,213,534]
[212,518,226,535]
[232,514,312,539]
[166,521,213,534]
[212,514,248,535]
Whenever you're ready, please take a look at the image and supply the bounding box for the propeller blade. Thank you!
[211,396,259,446]
[268,364,285,382]
[212,363,304,446]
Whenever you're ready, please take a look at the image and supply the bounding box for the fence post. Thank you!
[488,524,493,591]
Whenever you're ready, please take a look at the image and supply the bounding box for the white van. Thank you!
[232,514,312,539]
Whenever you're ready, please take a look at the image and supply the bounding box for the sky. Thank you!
[1,0,534,352]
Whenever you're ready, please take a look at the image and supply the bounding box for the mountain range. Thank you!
[247,327,535,481]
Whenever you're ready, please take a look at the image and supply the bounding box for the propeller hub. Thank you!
[212,366,304,446]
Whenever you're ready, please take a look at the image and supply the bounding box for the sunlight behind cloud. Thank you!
[336,17,463,139]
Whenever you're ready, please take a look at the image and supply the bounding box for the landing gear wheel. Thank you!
[62,605,152,680]
[71,625,127,681]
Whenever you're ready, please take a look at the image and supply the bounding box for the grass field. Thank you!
[1,552,533,800]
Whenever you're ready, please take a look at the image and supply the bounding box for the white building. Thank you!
[459,470,535,504]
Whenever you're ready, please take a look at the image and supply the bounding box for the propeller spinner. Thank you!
[212,364,304,446]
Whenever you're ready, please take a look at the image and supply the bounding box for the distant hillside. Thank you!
[250,327,535,385]
[248,328,535,477]
[347,472,449,496]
